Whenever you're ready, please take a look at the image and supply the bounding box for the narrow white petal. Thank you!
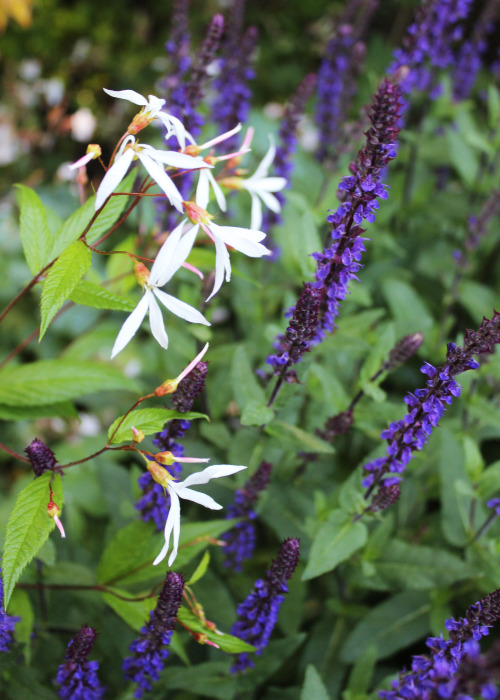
[209,171,227,211]
[150,221,186,286]
[110,293,150,358]
[137,152,183,211]
[200,123,242,150]
[206,238,231,301]
[196,169,210,209]
[148,295,169,350]
[144,147,207,170]
[252,137,276,180]
[211,224,271,258]
[103,88,147,106]
[258,189,281,214]
[95,149,135,210]
[250,193,263,231]
[254,176,287,192]
[153,288,210,325]
[174,487,223,510]
[146,95,165,113]
[180,464,247,489]
[158,113,189,150]
[153,486,181,566]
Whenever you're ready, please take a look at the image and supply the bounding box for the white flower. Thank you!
[238,137,287,230]
[103,88,193,148]
[150,463,247,567]
[95,135,208,211]
[110,222,209,358]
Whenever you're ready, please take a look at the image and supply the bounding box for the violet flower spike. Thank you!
[0,566,20,653]
[55,625,105,700]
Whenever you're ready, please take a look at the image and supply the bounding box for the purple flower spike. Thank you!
[0,567,19,653]
[123,572,184,698]
[25,438,57,477]
[364,312,500,500]
[222,461,273,572]
[231,538,300,673]
[55,625,105,700]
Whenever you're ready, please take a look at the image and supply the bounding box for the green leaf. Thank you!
[0,360,138,406]
[459,281,496,323]
[40,240,92,340]
[86,169,138,245]
[69,279,136,312]
[341,591,431,662]
[9,589,34,661]
[15,184,52,275]
[163,661,235,700]
[2,473,64,608]
[446,125,479,185]
[302,510,367,580]
[50,198,95,260]
[265,420,334,454]
[477,461,500,498]
[382,279,433,337]
[345,645,377,696]
[240,400,275,426]
[107,408,209,444]
[102,588,155,632]
[97,520,163,586]
[0,401,77,421]
[177,607,255,653]
[440,429,470,546]
[372,540,470,590]
[301,665,330,700]
[186,551,210,585]
[231,345,266,409]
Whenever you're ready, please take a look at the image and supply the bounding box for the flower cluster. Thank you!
[388,0,472,98]
[123,572,184,698]
[55,625,105,700]
[379,588,500,699]
[363,312,500,499]
[231,537,300,673]
[24,437,57,477]
[222,461,273,572]
[0,567,19,653]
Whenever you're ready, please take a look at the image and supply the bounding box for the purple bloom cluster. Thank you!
[222,461,273,572]
[389,0,472,98]
[136,361,208,530]
[123,572,184,698]
[0,567,19,653]
[452,0,500,102]
[230,537,300,673]
[25,437,57,477]
[55,625,104,700]
[263,73,316,232]
[363,312,500,499]
[379,587,500,699]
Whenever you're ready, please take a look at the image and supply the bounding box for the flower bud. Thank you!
[131,426,145,443]
[134,261,150,288]
[47,497,66,538]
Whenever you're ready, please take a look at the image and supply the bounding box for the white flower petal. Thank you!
[103,88,148,107]
[180,464,247,489]
[150,221,188,286]
[207,237,231,301]
[258,189,281,214]
[153,288,210,325]
[95,148,135,210]
[146,95,165,113]
[209,170,227,211]
[250,193,263,231]
[211,224,271,258]
[158,112,191,150]
[196,169,210,209]
[110,292,150,358]
[144,147,207,171]
[173,487,223,510]
[252,137,276,180]
[148,294,169,350]
[136,151,183,211]
[253,176,287,193]
[153,486,181,566]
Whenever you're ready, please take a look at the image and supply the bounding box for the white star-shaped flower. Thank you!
[238,137,287,230]
[103,88,193,148]
[147,461,247,567]
[110,222,209,358]
[95,135,208,211]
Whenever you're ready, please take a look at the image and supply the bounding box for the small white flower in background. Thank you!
[146,460,247,566]
[94,135,209,211]
[110,223,210,358]
[70,107,97,142]
[103,88,192,148]
[220,136,287,230]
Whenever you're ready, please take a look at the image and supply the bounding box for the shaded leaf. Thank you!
[265,420,334,455]
[102,588,155,632]
[177,606,255,653]
[15,184,52,275]
[301,665,330,700]
[69,280,136,312]
[107,408,209,444]
[0,402,77,421]
[303,510,367,580]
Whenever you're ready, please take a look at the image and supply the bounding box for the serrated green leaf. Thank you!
[0,360,138,406]
[97,520,163,586]
[265,420,334,454]
[40,240,92,339]
[2,473,64,609]
[15,184,52,275]
[107,408,209,444]
[69,279,136,311]
[102,588,155,632]
[302,510,367,580]
[177,607,255,653]
[240,400,274,426]
[50,197,95,260]
[231,345,266,409]
[0,401,77,421]
[86,169,138,244]
[341,591,431,662]
[9,589,34,661]
[186,551,210,585]
[301,665,330,700]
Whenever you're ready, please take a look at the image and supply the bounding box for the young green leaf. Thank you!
[15,184,52,275]
[301,665,330,700]
[101,588,155,632]
[177,607,256,653]
[265,420,334,454]
[107,408,209,444]
[69,279,136,312]
[40,240,91,340]
[186,551,210,586]
[2,472,64,609]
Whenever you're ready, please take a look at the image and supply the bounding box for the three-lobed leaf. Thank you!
[2,473,64,609]
[40,240,91,340]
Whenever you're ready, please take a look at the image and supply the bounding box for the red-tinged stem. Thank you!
[58,445,128,469]
[0,441,30,463]
[0,259,54,326]
[0,328,38,371]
